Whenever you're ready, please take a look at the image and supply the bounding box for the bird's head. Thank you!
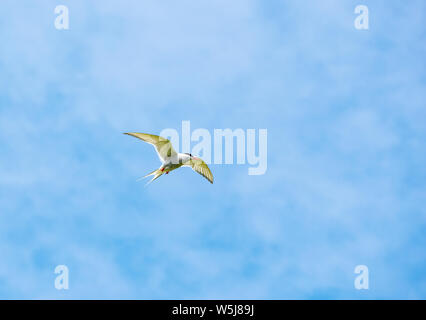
[184,153,199,160]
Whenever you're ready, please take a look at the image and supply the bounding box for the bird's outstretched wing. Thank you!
[184,157,214,184]
[124,133,177,162]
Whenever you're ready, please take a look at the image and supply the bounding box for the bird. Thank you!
[124,132,214,185]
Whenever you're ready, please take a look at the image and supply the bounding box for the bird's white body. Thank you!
[161,153,191,173]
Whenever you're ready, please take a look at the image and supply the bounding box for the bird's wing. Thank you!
[184,157,214,184]
[124,133,177,162]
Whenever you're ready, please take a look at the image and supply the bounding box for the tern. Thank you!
[124,132,214,185]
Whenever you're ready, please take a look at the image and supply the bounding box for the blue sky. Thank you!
[0,0,425,299]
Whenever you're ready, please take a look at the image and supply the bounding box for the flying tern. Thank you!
[124,132,214,185]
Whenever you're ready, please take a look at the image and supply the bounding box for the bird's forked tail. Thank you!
[137,168,164,186]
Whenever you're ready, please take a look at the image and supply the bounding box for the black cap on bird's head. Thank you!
[184,153,200,160]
